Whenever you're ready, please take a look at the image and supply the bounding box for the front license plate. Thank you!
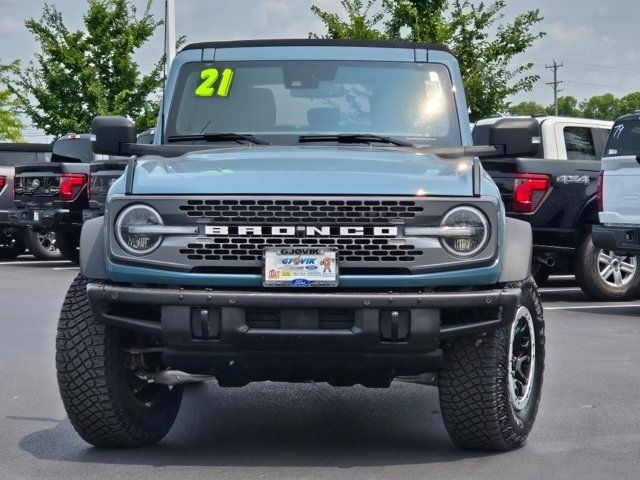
[32,211,41,221]
[263,247,339,287]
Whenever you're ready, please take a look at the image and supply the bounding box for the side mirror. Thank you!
[92,116,136,156]
[488,118,541,157]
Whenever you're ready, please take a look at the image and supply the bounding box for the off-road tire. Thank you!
[55,229,80,264]
[24,229,63,260]
[439,277,545,451]
[56,274,183,447]
[0,228,26,259]
[575,233,640,301]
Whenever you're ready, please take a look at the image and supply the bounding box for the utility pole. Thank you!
[164,0,176,73]
[546,60,564,116]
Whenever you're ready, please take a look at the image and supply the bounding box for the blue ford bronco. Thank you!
[56,39,544,451]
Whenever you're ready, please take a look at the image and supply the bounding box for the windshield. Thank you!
[167,60,461,147]
[605,119,640,157]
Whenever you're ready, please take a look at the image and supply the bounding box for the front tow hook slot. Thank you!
[191,308,221,339]
[379,310,410,342]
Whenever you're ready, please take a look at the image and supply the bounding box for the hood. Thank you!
[131,146,475,196]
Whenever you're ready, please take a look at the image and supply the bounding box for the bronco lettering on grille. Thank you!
[204,226,398,237]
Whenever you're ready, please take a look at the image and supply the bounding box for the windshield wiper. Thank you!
[298,133,414,147]
[167,133,270,145]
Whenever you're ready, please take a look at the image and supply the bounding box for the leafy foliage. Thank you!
[310,0,545,121]
[509,93,640,121]
[506,100,546,117]
[0,62,24,142]
[2,0,163,137]
[310,1,386,39]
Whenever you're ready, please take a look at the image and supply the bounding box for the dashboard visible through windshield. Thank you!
[166,60,461,147]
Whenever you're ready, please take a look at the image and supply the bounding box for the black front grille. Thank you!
[180,237,422,263]
[178,199,424,223]
[246,308,355,329]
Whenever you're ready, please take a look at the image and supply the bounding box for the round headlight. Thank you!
[115,204,163,255]
[440,206,489,257]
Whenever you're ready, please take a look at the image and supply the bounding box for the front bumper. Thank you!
[9,208,83,229]
[592,224,640,254]
[87,282,520,383]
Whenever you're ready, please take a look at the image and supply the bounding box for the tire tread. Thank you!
[438,278,545,451]
[56,274,179,447]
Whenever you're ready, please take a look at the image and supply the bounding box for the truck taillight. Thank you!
[513,173,550,213]
[60,173,87,201]
[0,175,6,191]
[597,170,604,212]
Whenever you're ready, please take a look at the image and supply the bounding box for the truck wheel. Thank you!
[55,229,80,264]
[439,277,544,451]
[0,227,26,259]
[56,275,183,447]
[24,229,63,260]
[575,233,640,301]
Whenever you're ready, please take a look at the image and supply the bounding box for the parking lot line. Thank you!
[52,267,79,271]
[545,304,640,311]
[539,287,582,293]
[0,260,72,266]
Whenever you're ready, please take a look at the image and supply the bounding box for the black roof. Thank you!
[0,143,52,152]
[182,38,452,55]
[615,112,640,123]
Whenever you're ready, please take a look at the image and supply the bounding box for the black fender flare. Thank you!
[574,195,599,231]
[499,217,533,283]
[79,216,108,280]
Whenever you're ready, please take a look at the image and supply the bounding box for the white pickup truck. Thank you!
[593,113,640,256]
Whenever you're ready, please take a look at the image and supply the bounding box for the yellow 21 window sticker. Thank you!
[195,68,234,97]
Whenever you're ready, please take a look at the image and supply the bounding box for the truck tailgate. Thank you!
[89,160,127,210]
[600,155,640,225]
[14,163,90,208]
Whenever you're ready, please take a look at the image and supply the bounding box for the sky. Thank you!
[0,0,638,142]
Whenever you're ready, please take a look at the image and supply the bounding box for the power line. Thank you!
[564,80,638,93]
[546,60,564,116]
[563,61,640,76]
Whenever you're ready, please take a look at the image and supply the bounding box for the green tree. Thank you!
[0,62,24,142]
[310,1,386,39]
[580,93,619,121]
[617,92,640,118]
[507,101,546,116]
[552,96,582,117]
[3,0,163,137]
[310,0,545,121]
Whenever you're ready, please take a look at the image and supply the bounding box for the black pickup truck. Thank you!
[0,143,61,259]
[11,131,151,262]
[473,116,634,300]
[11,134,95,262]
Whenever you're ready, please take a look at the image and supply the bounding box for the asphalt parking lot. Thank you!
[2,259,640,480]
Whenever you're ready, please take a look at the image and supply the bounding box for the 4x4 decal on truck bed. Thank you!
[556,175,590,185]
